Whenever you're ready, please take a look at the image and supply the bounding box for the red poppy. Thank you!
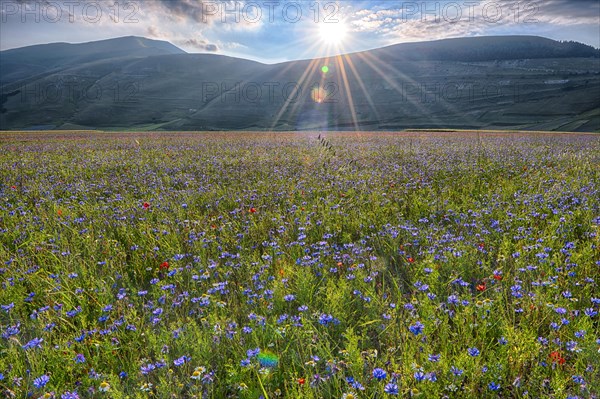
[549,351,565,365]
[493,274,503,281]
[143,202,150,209]
[298,378,305,385]
[407,257,415,263]
[249,207,257,213]
[10,185,17,190]
[160,261,169,270]
[476,282,487,292]
[478,242,485,249]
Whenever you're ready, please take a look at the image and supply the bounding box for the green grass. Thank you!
[0,131,598,398]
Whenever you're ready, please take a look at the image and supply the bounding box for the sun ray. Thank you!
[334,55,359,131]
[356,51,481,129]
[341,52,381,127]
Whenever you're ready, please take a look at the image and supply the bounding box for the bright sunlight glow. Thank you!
[319,21,347,45]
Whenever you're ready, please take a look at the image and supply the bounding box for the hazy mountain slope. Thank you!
[0,36,185,85]
[1,36,599,131]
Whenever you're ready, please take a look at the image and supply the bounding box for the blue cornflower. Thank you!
[584,308,597,317]
[247,348,260,358]
[450,366,464,376]
[74,353,85,363]
[414,371,426,382]
[1,302,14,312]
[467,347,480,357]
[140,363,156,375]
[428,353,441,362]
[318,313,339,325]
[572,375,585,384]
[488,382,501,391]
[498,336,508,345]
[22,337,43,350]
[372,368,387,380]
[33,374,50,388]
[61,392,80,399]
[408,321,425,335]
[384,382,399,395]
[174,355,191,366]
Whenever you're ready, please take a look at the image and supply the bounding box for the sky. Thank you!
[1,0,599,63]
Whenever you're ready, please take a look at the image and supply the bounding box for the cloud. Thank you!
[530,0,600,24]
[151,0,218,24]
[347,0,600,43]
[147,0,262,30]
[183,38,219,51]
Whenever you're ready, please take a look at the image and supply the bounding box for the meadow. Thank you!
[0,131,598,399]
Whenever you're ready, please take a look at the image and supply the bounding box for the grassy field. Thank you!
[0,131,599,399]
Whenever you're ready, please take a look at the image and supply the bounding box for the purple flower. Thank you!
[74,353,86,363]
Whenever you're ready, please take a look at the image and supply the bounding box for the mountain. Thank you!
[370,36,599,62]
[0,36,185,85]
[1,35,599,132]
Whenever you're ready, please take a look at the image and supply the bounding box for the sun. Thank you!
[319,21,348,45]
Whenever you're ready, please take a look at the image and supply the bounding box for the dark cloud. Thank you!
[152,0,228,24]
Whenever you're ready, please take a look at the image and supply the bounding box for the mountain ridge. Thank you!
[1,35,599,132]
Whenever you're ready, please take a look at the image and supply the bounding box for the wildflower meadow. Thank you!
[0,131,598,399]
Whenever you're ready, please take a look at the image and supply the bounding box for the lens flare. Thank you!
[257,352,279,368]
[311,87,327,103]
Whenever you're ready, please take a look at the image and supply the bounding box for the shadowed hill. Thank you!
[0,36,185,85]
